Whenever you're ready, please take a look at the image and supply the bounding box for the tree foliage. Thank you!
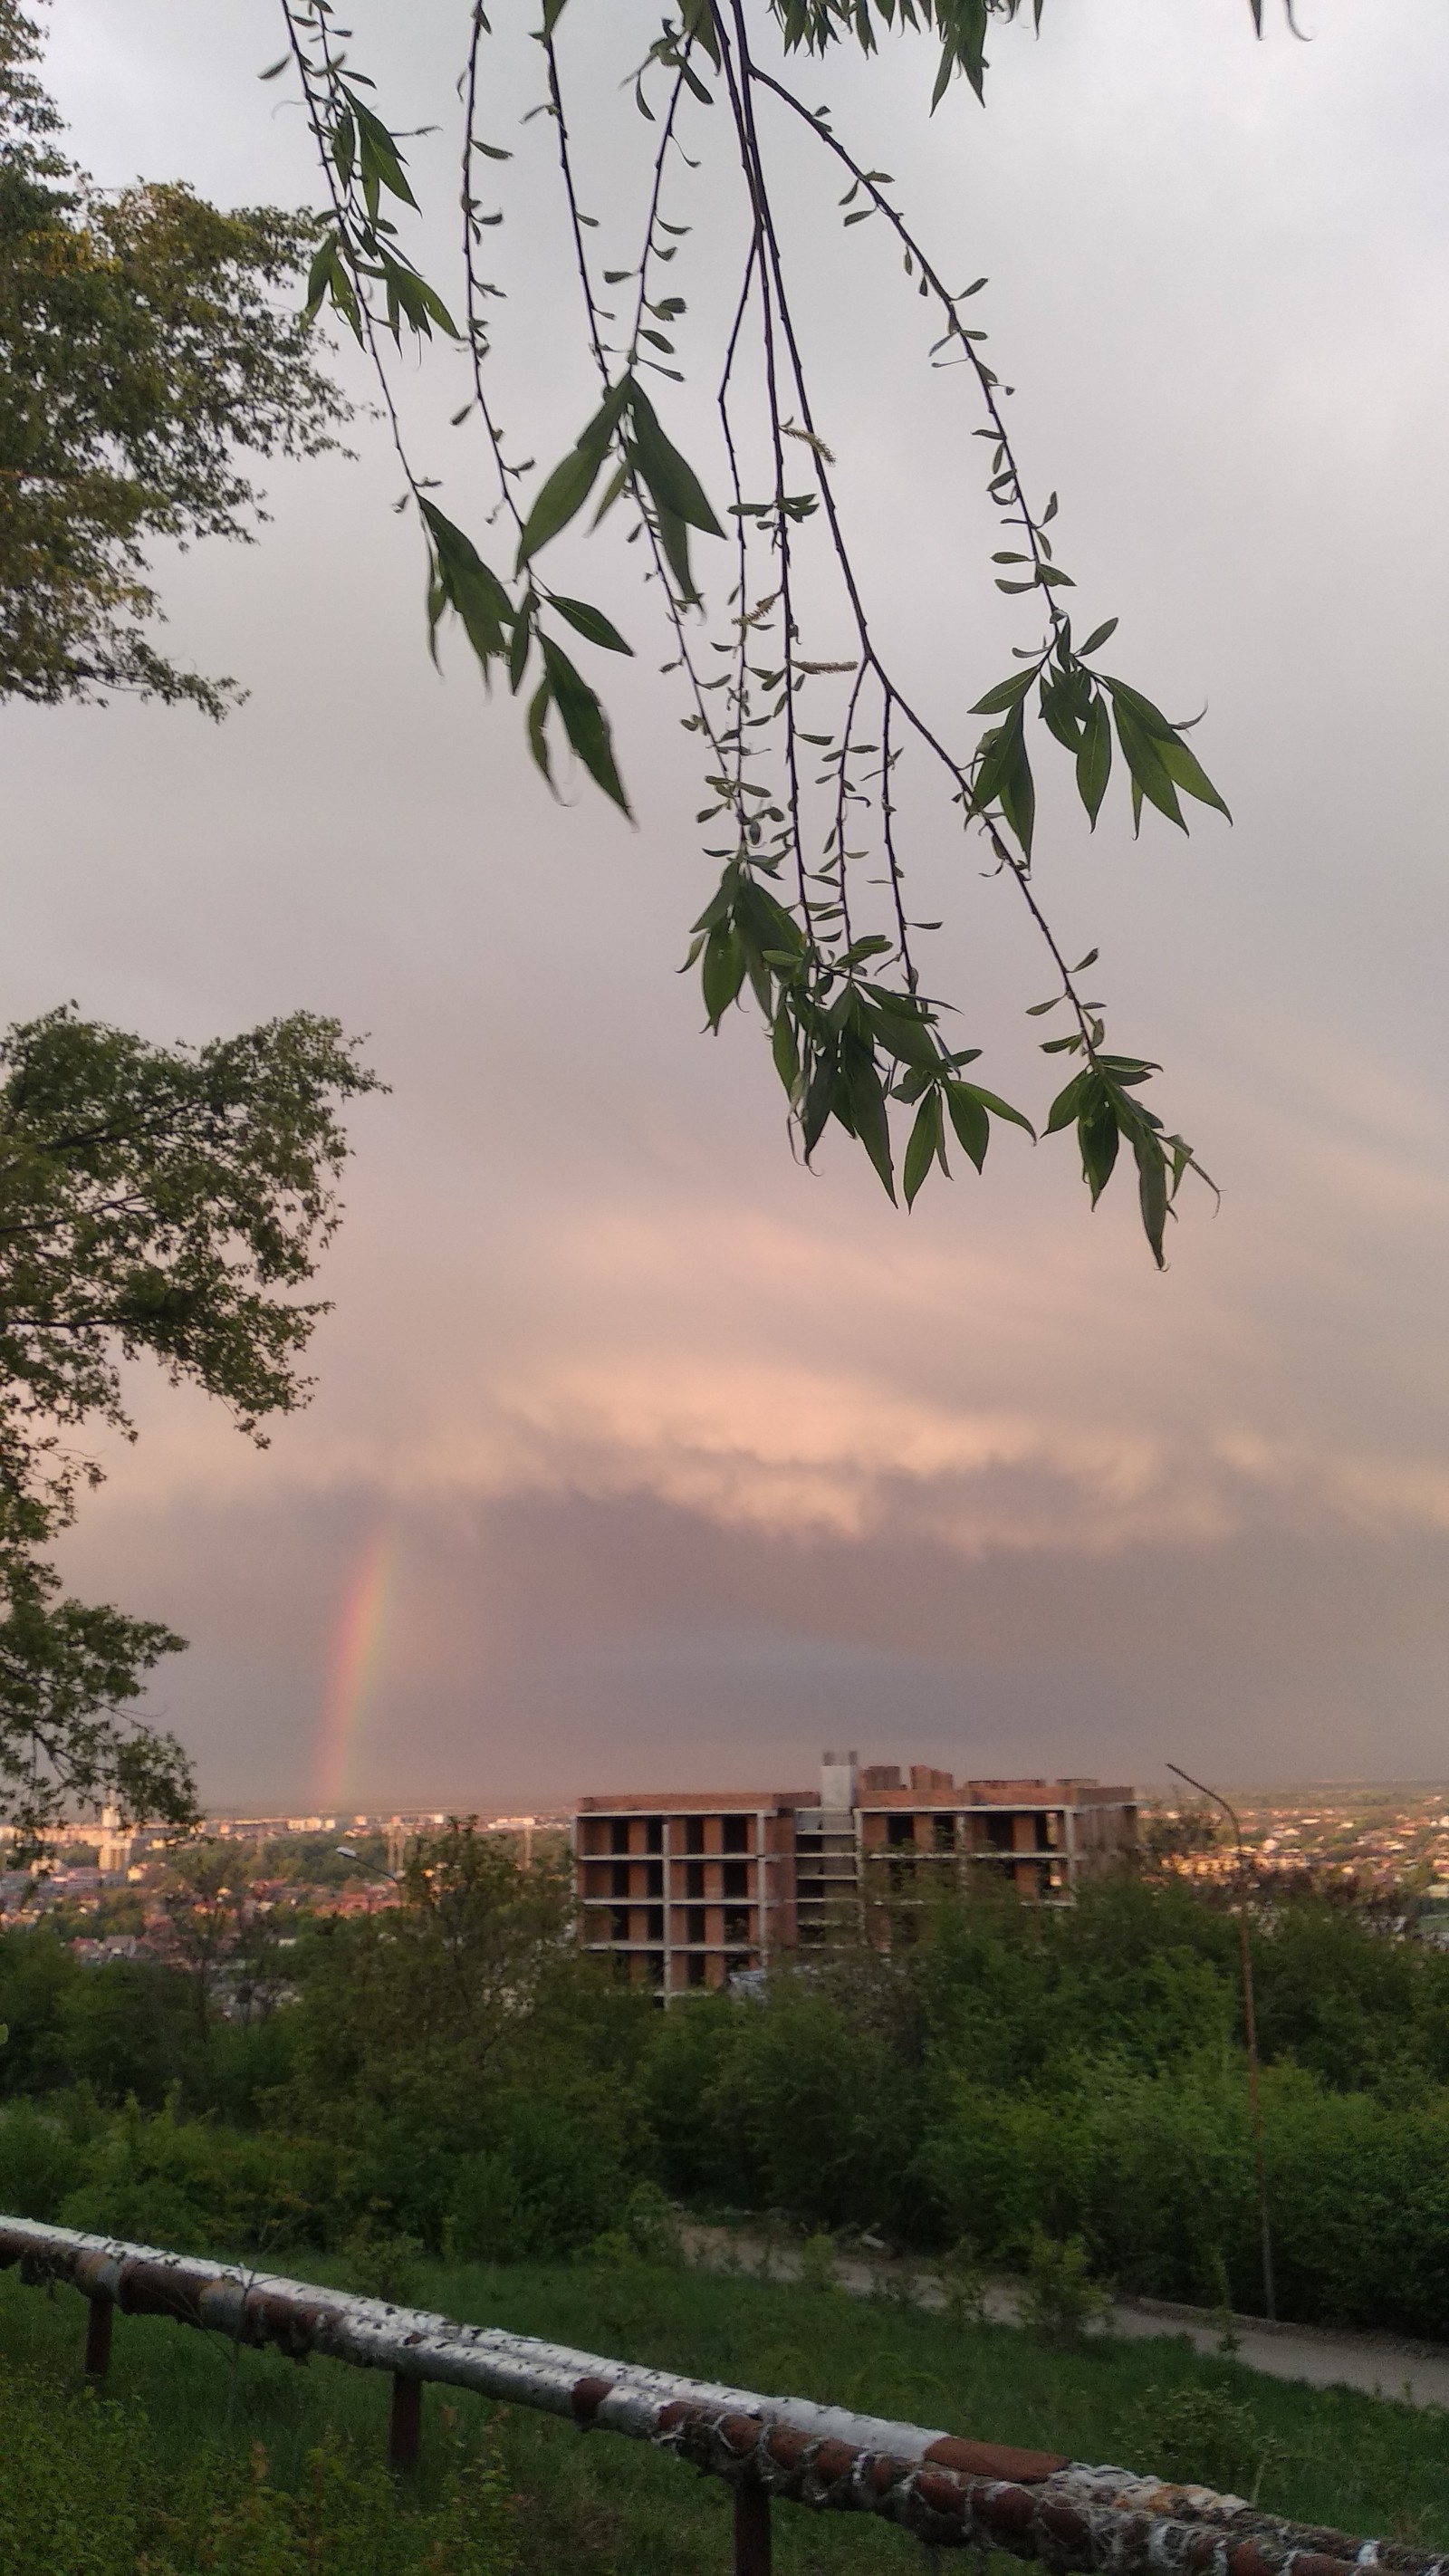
[272,0,1292,1258]
[0,14,375,1851]
[0,1010,378,1852]
[0,0,347,713]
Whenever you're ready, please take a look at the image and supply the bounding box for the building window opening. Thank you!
[647,1906,665,1941]
[724,1907,751,1944]
[985,1813,1013,1850]
[723,1814,749,1853]
[645,1817,664,1854]
[609,1819,630,1855]
[686,1952,707,1987]
[722,1860,749,1899]
[611,1861,631,1898]
[888,1813,916,1848]
[685,1860,705,1900]
[609,1906,630,1942]
[686,1816,705,1855]
[932,1813,955,1851]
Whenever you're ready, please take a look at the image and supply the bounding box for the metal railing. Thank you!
[0,2216,1443,2576]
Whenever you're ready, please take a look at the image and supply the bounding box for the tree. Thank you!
[268,0,1293,1258]
[0,0,347,712]
[0,1008,379,1854]
[291,1823,577,2135]
[0,9,376,1851]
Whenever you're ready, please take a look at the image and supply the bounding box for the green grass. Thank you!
[1,2254,1447,2573]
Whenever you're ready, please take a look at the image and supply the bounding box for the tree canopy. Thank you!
[0,1009,378,1853]
[0,6,377,1851]
[0,0,346,713]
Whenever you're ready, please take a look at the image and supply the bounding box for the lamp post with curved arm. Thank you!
[1166,1762,1276,2322]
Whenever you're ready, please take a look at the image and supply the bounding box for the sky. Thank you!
[11,0,1449,1812]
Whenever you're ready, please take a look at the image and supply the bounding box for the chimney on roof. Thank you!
[910,1765,955,1797]
[860,1764,902,1793]
[820,1748,858,1814]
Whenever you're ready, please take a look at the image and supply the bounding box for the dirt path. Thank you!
[680,2225,1449,2410]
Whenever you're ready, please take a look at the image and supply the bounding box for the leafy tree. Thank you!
[0,0,347,712]
[266,0,1292,1256]
[0,14,374,1855]
[291,1824,578,2136]
[0,1008,378,1852]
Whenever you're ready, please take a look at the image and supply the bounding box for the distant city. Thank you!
[6,1771,1449,1992]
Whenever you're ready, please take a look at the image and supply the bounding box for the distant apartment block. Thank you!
[573,1754,1137,1996]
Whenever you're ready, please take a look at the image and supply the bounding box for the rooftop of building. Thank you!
[575,1789,815,1814]
[576,1764,1137,1815]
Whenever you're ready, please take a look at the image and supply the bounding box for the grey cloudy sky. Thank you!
[14,0,1449,1810]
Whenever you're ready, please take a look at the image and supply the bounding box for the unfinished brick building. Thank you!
[573,1754,1137,1997]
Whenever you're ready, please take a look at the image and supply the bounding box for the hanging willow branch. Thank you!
[271,0,1296,1263]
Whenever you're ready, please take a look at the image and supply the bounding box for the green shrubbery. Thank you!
[10,1844,1449,2337]
[0,2360,515,2576]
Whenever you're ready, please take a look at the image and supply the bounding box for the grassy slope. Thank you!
[1,2254,1446,2574]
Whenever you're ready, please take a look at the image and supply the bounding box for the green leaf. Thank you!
[526,677,553,789]
[1078,617,1118,657]
[516,442,607,570]
[772,1007,800,1093]
[350,97,417,207]
[540,638,631,815]
[998,726,1036,859]
[903,1090,945,1207]
[1133,1127,1170,1268]
[548,596,633,654]
[1039,678,1084,752]
[945,1081,989,1171]
[508,597,533,695]
[419,501,514,670]
[1111,700,1185,831]
[590,460,631,530]
[864,998,941,1072]
[1075,691,1112,828]
[1080,1096,1119,1204]
[1156,732,1232,821]
[970,668,1035,716]
[1045,1070,1090,1134]
[969,704,1023,817]
[1100,675,1179,741]
[626,381,724,535]
[842,1040,895,1202]
[950,1081,1035,1161]
[702,922,745,1026]
[651,492,699,603]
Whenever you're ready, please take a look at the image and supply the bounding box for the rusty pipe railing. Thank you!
[1,2216,1444,2576]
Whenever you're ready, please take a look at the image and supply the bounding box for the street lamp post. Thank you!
[1166,1762,1277,2323]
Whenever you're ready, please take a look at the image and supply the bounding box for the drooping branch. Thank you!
[281,0,1243,1260]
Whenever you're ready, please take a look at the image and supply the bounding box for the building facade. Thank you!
[574,1754,1137,1996]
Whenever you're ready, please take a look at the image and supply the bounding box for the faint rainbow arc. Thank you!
[314,1531,396,1809]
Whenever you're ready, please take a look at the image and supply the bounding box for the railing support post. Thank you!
[733,2483,771,2576]
[389,2370,422,2472]
[83,2294,113,2379]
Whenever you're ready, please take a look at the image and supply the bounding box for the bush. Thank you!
[1122,2380,1290,2504]
[1020,2228,1109,2347]
[0,2098,83,2219]
[0,2359,516,2576]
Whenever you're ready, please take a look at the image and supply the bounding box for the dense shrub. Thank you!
[0,2359,515,2576]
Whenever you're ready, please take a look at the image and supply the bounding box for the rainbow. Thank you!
[314,1529,395,1809]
